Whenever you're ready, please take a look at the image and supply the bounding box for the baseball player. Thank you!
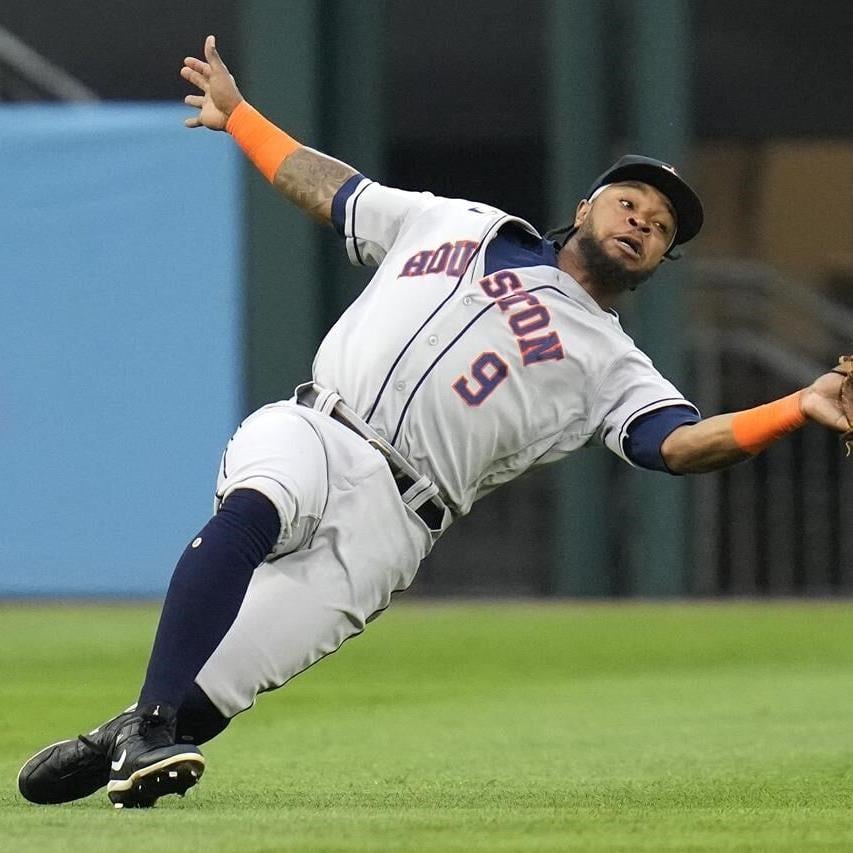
[18,35,853,809]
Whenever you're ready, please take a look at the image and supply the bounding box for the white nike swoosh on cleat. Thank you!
[111,749,127,772]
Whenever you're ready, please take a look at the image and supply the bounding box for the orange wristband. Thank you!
[225,100,301,182]
[730,392,806,454]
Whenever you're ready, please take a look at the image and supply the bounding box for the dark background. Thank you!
[2,0,850,230]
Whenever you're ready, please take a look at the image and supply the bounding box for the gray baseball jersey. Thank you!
[316,177,697,516]
[196,176,699,717]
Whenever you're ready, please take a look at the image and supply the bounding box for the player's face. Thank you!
[577,182,677,273]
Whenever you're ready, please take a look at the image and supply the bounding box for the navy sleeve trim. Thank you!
[616,396,700,450]
[350,182,369,265]
[331,173,366,237]
[624,405,700,474]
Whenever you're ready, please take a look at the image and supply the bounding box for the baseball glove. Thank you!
[832,355,853,455]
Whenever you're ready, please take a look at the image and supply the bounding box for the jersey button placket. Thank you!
[427,334,438,346]
[463,296,473,306]
[395,380,406,392]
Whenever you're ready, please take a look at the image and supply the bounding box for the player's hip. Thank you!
[213,399,437,564]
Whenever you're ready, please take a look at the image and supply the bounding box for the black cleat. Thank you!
[106,703,204,809]
[18,706,138,804]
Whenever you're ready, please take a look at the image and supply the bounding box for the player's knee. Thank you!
[194,488,283,566]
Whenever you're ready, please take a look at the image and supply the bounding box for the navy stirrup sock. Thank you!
[176,683,231,746]
[138,488,281,713]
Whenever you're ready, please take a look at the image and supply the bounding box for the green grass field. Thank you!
[2,601,853,852]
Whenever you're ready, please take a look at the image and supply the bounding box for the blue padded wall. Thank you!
[0,104,243,595]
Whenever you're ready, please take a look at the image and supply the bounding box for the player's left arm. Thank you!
[661,369,849,474]
[181,34,357,224]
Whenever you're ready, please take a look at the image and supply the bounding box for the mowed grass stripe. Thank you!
[1,602,852,851]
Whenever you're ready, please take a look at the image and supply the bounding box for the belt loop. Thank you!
[313,387,341,416]
[401,475,439,511]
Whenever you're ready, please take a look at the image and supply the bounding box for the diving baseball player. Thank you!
[18,35,853,809]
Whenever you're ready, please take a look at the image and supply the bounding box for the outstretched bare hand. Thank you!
[799,371,850,435]
[180,35,243,130]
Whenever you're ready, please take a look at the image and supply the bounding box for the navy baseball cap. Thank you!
[545,154,705,259]
[587,154,704,248]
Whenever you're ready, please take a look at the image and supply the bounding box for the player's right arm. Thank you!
[181,35,356,224]
[661,369,850,474]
